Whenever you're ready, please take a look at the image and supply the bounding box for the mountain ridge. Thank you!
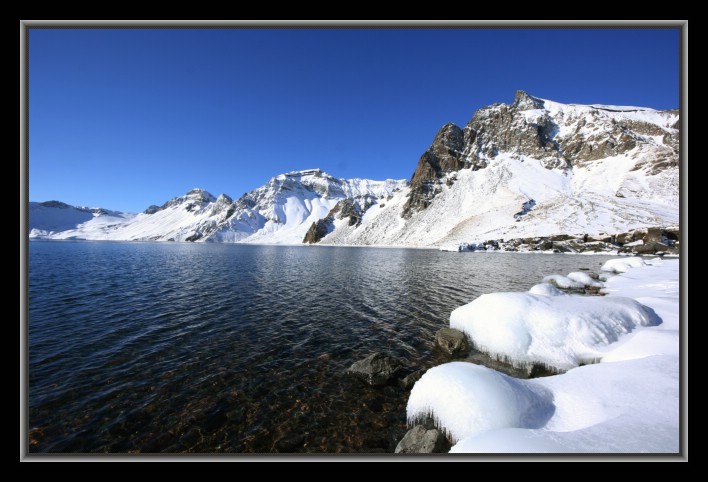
[29,91,679,248]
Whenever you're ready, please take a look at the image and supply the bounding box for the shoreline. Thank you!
[397,256,680,453]
[28,237,680,258]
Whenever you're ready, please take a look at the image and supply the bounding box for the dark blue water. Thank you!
[28,241,617,453]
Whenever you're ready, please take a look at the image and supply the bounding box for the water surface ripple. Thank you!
[28,242,617,453]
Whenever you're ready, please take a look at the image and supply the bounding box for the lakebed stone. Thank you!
[347,353,402,387]
[435,328,469,356]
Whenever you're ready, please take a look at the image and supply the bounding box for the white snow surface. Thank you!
[602,257,646,273]
[566,271,604,288]
[541,274,585,289]
[29,202,135,238]
[450,291,657,371]
[527,283,564,296]
[29,95,678,246]
[408,258,680,453]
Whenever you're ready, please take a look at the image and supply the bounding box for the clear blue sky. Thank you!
[29,28,679,212]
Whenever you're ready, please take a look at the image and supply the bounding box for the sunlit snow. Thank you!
[407,258,680,453]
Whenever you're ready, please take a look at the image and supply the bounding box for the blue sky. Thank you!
[29,28,679,212]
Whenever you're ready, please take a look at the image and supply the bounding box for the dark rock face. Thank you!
[435,328,469,357]
[335,197,375,227]
[347,353,402,387]
[403,123,465,218]
[302,196,376,244]
[395,426,450,454]
[402,90,678,218]
[303,218,333,244]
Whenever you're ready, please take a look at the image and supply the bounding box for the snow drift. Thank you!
[407,258,680,453]
[450,291,658,371]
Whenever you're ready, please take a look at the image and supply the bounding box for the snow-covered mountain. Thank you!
[29,91,679,247]
[30,170,407,244]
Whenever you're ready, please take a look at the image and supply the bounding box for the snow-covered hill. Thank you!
[29,92,679,247]
[29,201,136,239]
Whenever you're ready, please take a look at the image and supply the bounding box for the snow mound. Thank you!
[528,283,564,296]
[407,363,554,443]
[601,257,646,273]
[415,259,678,453]
[567,271,604,288]
[541,274,584,289]
[450,292,659,371]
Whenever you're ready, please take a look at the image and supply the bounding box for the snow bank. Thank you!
[541,274,584,289]
[450,292,657,371]
[407,258,680,453]
[407,363,554,443]
[601,257,645,273]
[528,283,564,296]
[448,355,678,453]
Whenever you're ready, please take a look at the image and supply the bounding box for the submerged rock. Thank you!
[395,425,450,453]
[399,369,426,390]
[347,353,402,387]
[435,328,469,356]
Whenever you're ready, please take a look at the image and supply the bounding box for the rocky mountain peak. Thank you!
[402,90,679,219]
[513,90,545,111]
[147,188,218,214]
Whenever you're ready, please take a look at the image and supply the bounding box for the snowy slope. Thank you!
[29,92,679,246]
[29,201,135,239]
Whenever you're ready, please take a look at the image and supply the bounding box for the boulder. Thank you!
[664,226,680,241]
[633,227,663,244]
[435,328,469,356]
[399,369,426,390]
[615,232,633,245]
[395,425,450,454]
[347,353,402,386]
[633,241,671,255]
[537,240,554,251]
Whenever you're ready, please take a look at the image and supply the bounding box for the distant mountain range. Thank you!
[30,91,679,248]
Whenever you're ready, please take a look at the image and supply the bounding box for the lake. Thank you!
[28,241,618,453]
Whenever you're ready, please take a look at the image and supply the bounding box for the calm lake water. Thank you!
[28,241,618,453]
